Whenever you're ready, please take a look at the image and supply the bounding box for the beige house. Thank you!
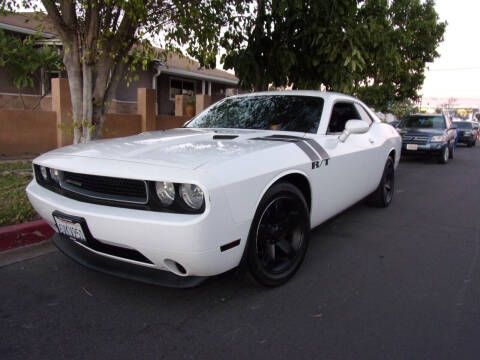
[0,12,239,115]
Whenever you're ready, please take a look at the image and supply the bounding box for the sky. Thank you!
[421,0,480,99]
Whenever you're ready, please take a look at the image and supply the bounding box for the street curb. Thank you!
[0,219,54,252]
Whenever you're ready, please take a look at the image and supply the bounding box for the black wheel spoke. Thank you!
[267,243,276,262]
[283,211,301,231]
[276,238,294,257]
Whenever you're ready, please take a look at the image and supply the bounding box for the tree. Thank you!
[0,29,62,107]
[2,0,231,143]
[222,0,445,110]
[353,0,446,111]
[388,100,418,120]
[222,0,367,92]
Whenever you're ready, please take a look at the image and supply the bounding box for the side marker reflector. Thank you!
[220,239,241,252]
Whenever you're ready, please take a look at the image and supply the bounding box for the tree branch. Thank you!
[41,0,69,39]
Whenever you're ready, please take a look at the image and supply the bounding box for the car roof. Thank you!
[230,90,358,102]
[408,113,443,117]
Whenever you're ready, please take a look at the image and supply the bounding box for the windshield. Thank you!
[401,115,445,129]
[455,122,472,130]
[186,95,324,133]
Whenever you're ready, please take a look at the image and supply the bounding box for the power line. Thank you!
[426,66,480,72]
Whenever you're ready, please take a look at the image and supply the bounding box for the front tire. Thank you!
[449,142,454,159]
[246,182,310,287]
[438,146,449,164]
[367,156,395,208]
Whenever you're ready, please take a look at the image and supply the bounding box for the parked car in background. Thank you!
[472,122,479,141]
[398,113,457,164]
[454,121,477,147]
[26,91,401,287]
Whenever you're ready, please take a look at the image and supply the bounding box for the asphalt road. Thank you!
[2,144,480,360]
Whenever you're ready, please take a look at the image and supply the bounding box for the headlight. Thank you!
[40,166,48,180]
[430,135,445,142]
[179,184,204,210]
[155,181,175,206]
[49,168,61,183]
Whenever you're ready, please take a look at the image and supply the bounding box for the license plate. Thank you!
[54,215,87,242]
[406,144,418,150]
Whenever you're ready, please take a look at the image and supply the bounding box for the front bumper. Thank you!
[401,142,446,156]
[52,233,207,287]
[27,181,250,278]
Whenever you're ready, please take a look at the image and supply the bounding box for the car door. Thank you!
[306,101,383,227]
[444,116,455,144]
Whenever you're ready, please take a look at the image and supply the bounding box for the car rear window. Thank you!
[455,122,473,130]
[401,116,445,129]
[186,95,324,133]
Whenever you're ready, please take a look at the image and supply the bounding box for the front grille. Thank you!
[403,135,428,145]
[61,171,148,204]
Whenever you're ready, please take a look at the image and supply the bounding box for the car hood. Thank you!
[400,128,444,136]
[42,128,305,170]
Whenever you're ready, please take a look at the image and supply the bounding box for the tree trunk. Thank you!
[253,0,267,92]
[63,37,83,144]
[82,61,94,142]
[42,0,141,143]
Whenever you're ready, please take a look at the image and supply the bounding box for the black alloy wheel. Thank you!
[383,159,395,204]
[246,182,309,287]
[367,156,395,208]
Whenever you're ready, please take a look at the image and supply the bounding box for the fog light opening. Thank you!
[164,259,188,276]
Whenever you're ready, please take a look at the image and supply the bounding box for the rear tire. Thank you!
[246,182,310,287]
[367,156,395,208]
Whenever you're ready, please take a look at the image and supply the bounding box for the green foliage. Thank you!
[388,101,419,119]
[222,0,445,109]
[0,161,37,227]
[2,1,234,141]
[0,29,62,90]
[221,0,370,91]
[354,0,446,111]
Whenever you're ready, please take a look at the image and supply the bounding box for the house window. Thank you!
[41,70,61,96]
[169,78,195,100]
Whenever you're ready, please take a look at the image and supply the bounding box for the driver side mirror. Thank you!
[339,119,369,142]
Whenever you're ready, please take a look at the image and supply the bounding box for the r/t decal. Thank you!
[312,159,329,169]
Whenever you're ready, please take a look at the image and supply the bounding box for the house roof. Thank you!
[160,52,238,86]
[0,11,238,85]
[0,12,56,38]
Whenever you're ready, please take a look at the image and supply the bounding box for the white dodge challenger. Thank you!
[27,91,401,287]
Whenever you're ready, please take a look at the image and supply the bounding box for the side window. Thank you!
[354,104,373,126]
[327,102,361,133]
